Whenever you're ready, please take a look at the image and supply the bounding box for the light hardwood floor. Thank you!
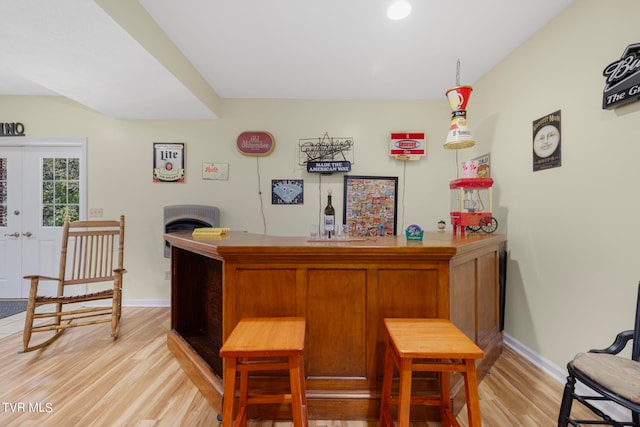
[0,307,591,426]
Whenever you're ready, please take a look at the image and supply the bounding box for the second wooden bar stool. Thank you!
[379,318,484,427]
[219,317,308,427]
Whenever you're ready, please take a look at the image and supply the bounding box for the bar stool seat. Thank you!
[219,317,308,427]
[379,318,484,427]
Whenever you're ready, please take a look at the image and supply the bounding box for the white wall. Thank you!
[469,0,640,368]
[3,0,639,372]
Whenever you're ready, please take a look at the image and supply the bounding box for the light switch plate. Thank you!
[89,208,103,217]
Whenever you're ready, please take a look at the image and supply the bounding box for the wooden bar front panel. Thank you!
[235,269,298,318]
[307,268,367,378]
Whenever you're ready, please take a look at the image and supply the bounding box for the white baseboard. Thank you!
[85,299,170,307]
[504,333,631,422]
[503,333,568,384]
[122,299,170,307]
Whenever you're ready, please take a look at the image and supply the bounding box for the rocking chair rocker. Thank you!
[21,216,125,352]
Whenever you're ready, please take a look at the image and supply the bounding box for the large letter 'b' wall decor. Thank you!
[602,43,640,109]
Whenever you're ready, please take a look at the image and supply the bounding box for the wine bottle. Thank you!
[323,190,335,239]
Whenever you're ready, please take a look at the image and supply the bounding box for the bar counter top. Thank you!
[166,229,503,260]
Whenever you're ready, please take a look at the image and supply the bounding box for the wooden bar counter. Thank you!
[165,230,506,421]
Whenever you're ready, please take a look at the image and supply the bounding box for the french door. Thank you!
[0,138,86,298]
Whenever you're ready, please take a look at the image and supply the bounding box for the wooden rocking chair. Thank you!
[21,215,125,352]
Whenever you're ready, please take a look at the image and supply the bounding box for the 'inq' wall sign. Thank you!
[602,42,640,109]
[0,122,25,136]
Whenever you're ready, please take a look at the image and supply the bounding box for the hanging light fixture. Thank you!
[443,60,476,150]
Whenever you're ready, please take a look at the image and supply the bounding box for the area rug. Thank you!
[0,300,28,319]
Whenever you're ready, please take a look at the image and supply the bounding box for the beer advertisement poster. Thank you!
[153,142,186,182]
[532,111,561,172]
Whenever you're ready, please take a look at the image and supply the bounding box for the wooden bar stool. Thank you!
[379,318,484,427]
[219,317,308,427]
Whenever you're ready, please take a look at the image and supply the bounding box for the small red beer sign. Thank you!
[389,132,426,160]
[237,131,275,156]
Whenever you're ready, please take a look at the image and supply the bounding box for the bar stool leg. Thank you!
[298,354,308,426]
[288,354,308,427]
[238,358,250,427]
[439,369,454,427]
[379,342,394,427]
[397,357,413,427]
[222,357,238,427]
[463,359,482,427]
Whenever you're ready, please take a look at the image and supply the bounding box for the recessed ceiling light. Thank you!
[387,1,412,20]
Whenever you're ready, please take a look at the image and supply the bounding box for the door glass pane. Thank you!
[0,158,6,227]
[68,158,79,179]
[42,158,54,180]
[42,205,54,227]
[42,157,80,226]
[42,181,53,203]
[54,158,67,180]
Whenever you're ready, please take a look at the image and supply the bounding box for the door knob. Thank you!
[4,232,20,237]
[23,232,32,237]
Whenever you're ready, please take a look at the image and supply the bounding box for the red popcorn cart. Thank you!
[449,178,498,235]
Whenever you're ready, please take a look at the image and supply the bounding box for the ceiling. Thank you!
[0,0,573,120]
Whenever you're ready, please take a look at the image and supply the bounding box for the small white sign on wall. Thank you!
[202,162,229,180]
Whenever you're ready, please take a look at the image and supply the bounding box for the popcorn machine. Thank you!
[449,178,498,235]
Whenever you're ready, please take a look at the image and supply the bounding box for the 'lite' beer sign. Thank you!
[153,143,185,183]
[602,43,640,109]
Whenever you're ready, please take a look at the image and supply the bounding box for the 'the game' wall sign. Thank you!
[237,131,275,156]
[602,42,640,109]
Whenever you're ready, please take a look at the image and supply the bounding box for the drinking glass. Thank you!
[309,224,319,239]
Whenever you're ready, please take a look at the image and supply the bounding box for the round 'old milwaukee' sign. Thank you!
[236,131,275,156]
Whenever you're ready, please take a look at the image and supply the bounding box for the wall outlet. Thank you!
[89,208,103,217]
[164,271,171,281]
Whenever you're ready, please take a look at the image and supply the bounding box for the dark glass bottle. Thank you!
[323,190,335,239]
